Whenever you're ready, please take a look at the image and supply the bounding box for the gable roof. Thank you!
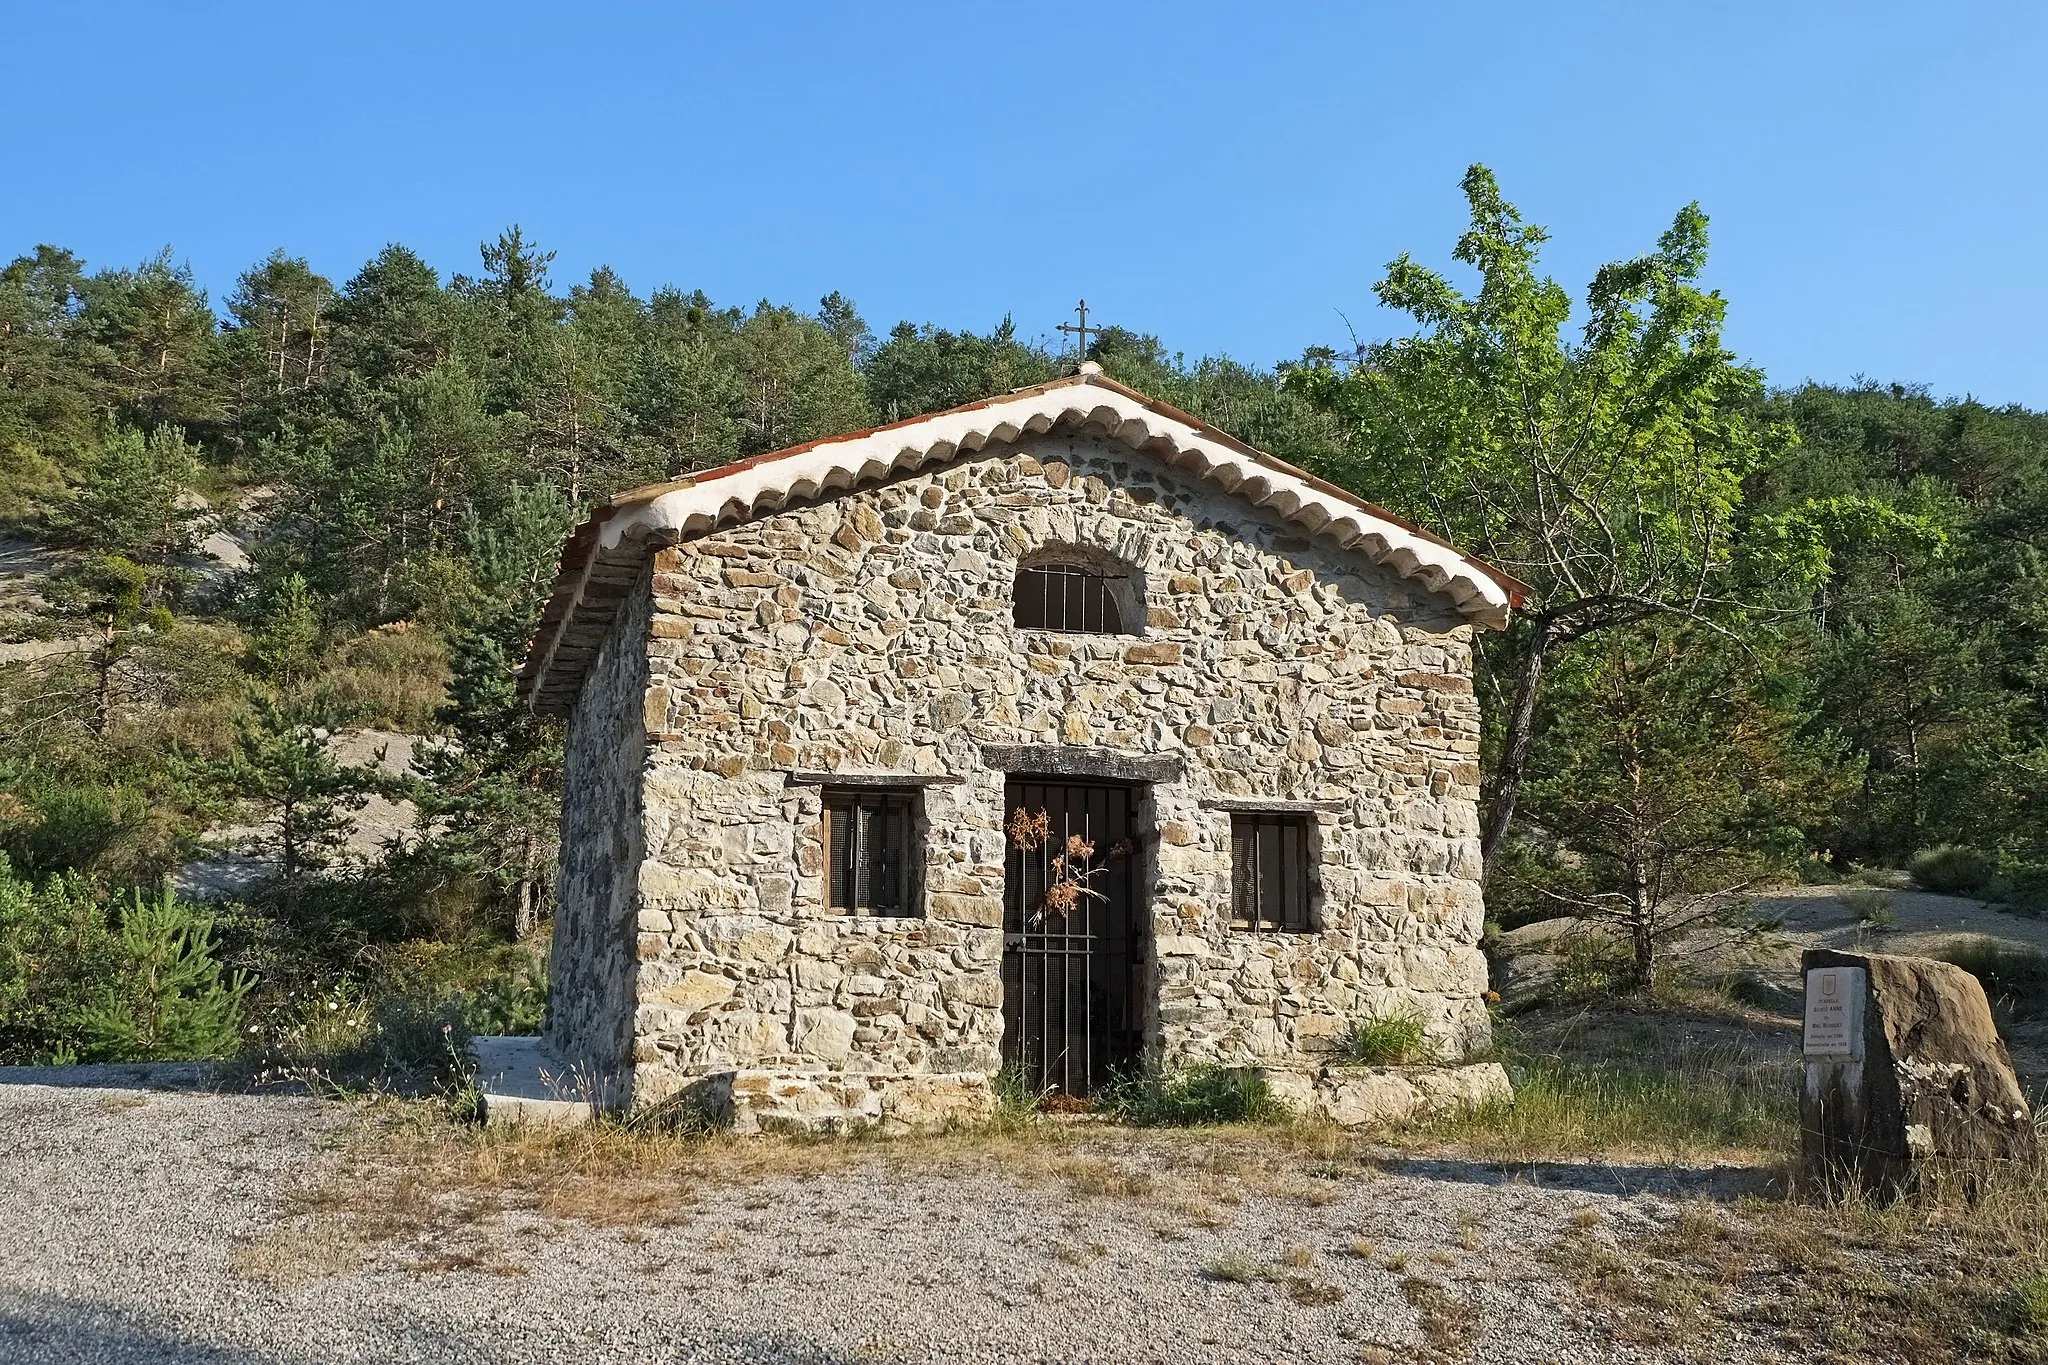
[517,367,1522,714]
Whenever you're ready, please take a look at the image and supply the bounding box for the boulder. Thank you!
[1259,1062,1512,1128]
[1801,948,2036,1194]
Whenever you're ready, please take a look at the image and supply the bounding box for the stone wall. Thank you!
[604,432,1490,1108]
[543,564,651,1103]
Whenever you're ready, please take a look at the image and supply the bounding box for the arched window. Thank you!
[1013,561,1127,634]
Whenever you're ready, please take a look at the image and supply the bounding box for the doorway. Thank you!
[1000,778,1142,1097]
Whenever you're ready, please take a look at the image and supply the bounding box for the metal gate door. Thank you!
[1001,779,1140,1097]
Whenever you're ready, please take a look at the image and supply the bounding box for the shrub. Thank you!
[1796,855,1843,886]
[308,624,450,733]
[1,779,150,882]
[1098,1063,1289,1127]
[75,887,252,1061]
[240,941,539,1093]
[247,976,471,1094]
[1910,846,1996,897]
[1839,888,1897,928]
[1553,935,1632,997]
[2007,1273,2048,1335]
[0,861,118,1062]
[1934,937,2048,1022]
[1988,862,2048,917]
[460,950,548,1036]
[1340,1010,1435,1065]
[0,861,250,1063]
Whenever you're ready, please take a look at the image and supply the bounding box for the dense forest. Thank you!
[3,167,2045,1065]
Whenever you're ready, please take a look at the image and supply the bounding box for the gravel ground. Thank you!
[0,1076,1732,1364]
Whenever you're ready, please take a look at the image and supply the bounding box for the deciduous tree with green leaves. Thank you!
[1288,165,1791,881]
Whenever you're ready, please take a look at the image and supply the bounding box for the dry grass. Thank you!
[1056,1156,1156,1199]
[1202,1250,1345,1307]
[233,1217,375,1283]
[1286,1275,1346,1306]
[238,981,2048,1362]
[1399,1275,1469,1360]
[241,1102,1396,1280]
[1052,1240,1107,1264]
[1426,989,2048,1358]
[308,624,451,732]
[1554,1167,2048,1360]
[1397,988,1798,1168]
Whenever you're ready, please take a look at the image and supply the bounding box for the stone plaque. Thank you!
[1803,965,1867,1058]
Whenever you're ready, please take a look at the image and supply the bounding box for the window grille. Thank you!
[1013,562,1126,634]
[1229,813,1313,932]
[823,788,918,916]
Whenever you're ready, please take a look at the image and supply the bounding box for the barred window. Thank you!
[824,788,919,916]
[1230,813,1313,933]
[1013,562,1126,634]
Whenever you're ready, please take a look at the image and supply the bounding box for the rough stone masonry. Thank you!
[526,377,1512,1130]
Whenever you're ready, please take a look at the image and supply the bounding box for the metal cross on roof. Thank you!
[1056,299,1096,365]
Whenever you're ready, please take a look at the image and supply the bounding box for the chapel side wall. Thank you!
[626,434,1490,1103]
[543,565,652,1099]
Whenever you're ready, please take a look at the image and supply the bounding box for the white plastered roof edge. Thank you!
[594,376,1513,628]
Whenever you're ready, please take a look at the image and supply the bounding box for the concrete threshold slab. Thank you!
[0,1061,225,1093]
[471,1036,597,1127]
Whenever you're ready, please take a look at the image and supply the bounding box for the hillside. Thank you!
[4,209,2047,1071]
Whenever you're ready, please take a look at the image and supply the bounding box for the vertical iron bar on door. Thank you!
[1001,779,1136,1098]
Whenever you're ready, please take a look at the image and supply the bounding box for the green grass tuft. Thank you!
[1098,1064,1289,1127]
[1204,1253,1265,1283]
[1339,1010,1434,1065]
[1420,1046,1796,1161]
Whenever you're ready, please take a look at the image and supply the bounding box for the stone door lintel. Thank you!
[976,744,1185,785]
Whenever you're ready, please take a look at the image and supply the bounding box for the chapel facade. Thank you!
[517,367,1517,1130]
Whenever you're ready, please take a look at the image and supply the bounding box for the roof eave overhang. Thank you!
[517,373,1521,715]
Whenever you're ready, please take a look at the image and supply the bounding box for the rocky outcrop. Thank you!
[1801,948,2036,1194]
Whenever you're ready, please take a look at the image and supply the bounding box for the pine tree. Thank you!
[1516,624,1847,988]
[79,248,223,431]
[41,554,163,736]
[247,573,321,686]
[75,886,251,1061]
[216,703,373,924]
[55,423,203,560]
[408,483,572,938]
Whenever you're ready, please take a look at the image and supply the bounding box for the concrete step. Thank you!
[470,1036,597,1127]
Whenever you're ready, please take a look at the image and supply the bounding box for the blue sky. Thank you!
[5,2,2043,405]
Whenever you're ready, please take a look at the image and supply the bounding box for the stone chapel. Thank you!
[516,365,1520,1130]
